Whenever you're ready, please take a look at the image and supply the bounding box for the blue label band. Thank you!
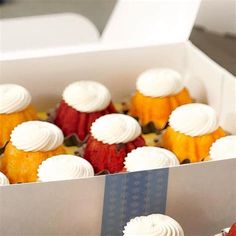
[101,168,169,236]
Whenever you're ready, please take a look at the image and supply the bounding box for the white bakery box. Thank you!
[0,1,236,235]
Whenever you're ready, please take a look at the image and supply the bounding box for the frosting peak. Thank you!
[210,135,236,160]
[0,172,10,186]
[124,147,179,172]
[169,103,219,137]
[37,155,94,182]
[62,80,111,112]
[0,84,31,114]
[123,214,184,236]
[136,68,184,97]
[11,121,64,152]
[91,114,141,144]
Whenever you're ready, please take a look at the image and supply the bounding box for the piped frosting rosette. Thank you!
[124,147,179,172]
[0,84,32,114]
[123,214,184,236]
[0,172,10,186]
[136,68,184,97]
[62,80,111,112]
[169,103,219,136]
[37,154,94,182]
[91,113,141,144]
[10,121,64,152]
[210,135,236,160]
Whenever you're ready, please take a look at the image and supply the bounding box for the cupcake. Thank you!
[54,81,116,142]
[0,84,37,147]
[124,146,179,172]
[84,114,145,173]
[37,154,94,182]
[1,121,65,183]
[130,68,192,132]
[163,103,226,163]
[0,171,10,186]
[209,135,236,160]
[123,214,184,236]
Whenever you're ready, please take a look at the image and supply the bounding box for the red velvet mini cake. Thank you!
[54,81,116,142]
[84,114,145,173]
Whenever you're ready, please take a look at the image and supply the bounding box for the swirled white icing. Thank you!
[91,114,141,144]
[136,68,184,97]
[62,80,111,112]
[124,147,179,171]
[37,155,94,182]
[11,121,64,152]
[0,84,32,114]
[0,172,10,186]
[169,103,218,137]
[210,135,236,160]
[123,214,184,236]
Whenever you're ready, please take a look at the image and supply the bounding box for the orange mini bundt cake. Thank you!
[1,121,65,183]
[130,68,192,132]
[54,81,117,142]
[163,103,226,163]
[0,84,37,147]
[84,114,146,173]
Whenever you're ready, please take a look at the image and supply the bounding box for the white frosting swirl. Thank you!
[62,80,111,112]
[136,68,184,97]
[124,147,179,171]
[123,214,184,236]
[169,103,218,137]
[210,136,236,160]
[91,114,141,144]
[0,84,31,114]
[37,155,94,182]
[0,172,10,186]
[11,121,64,152]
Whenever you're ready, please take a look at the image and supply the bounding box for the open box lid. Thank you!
[102,0,202,46]
[0,13,99,58]
[0,0,201,60]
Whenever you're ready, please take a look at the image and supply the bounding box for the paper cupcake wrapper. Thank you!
[0,141,9,156]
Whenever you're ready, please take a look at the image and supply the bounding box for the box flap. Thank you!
[0,13,99,55]
[0,1,202,60]
[102,0,201,46]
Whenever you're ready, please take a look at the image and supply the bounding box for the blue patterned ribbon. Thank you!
[101,168,169,236]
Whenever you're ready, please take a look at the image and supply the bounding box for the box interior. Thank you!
[0,42,235,236]
[1,41,235,133]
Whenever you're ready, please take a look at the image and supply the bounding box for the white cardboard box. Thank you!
[0,1,236,236]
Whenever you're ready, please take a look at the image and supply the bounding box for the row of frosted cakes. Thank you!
[0,68,236,186]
